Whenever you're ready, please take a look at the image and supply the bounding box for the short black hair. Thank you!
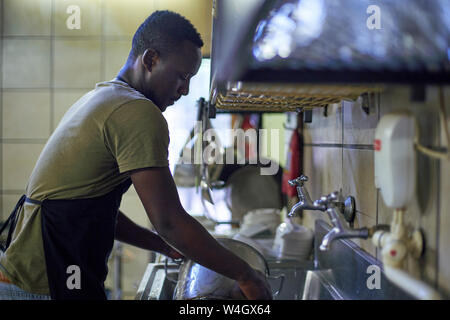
[129,10,203,60]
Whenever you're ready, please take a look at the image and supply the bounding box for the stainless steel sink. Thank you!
[135,263,179,300]
[135,258,345,300]
[302,270,345,300]
[266,259,344,300]
[136,219,418,300]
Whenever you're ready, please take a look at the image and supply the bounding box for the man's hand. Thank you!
[236,269,273,300]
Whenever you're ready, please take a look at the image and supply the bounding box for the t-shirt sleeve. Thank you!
[103,99,170,173]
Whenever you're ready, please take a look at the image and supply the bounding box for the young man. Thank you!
[0,11,272,300]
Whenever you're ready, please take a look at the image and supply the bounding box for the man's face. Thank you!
[143,40,202,111]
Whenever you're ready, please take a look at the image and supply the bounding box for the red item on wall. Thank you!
[282,129,301,197]
[241,114,258,161]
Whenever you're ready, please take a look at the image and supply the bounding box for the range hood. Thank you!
[209,0,450,112]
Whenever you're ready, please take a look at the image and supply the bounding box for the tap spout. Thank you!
[319,206,369,251]
[320,226,369,251]
[287,175,327,217]
[287,192,327,217]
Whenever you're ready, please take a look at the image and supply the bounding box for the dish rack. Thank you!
[213,82,384,112]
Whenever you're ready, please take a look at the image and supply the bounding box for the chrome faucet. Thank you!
[287,175,369,251]
[287,175,327,217]
[316,192,369,251]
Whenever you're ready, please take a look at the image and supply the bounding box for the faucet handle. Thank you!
[327,191,339,202]
[288,174,308,187]
[314,196,328,207]
[314,191,340,207]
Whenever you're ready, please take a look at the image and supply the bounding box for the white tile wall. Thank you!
[104,40,132,81]
[2,144,45,191]
[53,40,102,88]
[342,149,377,218]
[3,39,51,88]
[103,0,156,37]
[3,0,52,36]
[342,98,378,145]
[303,103,342,144]
[2,91,51,139]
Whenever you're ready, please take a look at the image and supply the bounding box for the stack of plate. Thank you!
[272,220,313,261]
[238,208,281,238]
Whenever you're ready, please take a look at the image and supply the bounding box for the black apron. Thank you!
[1,179,132,300]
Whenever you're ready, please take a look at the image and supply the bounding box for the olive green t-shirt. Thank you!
[0,79,169,295]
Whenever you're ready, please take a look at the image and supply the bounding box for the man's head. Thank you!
[127,11,203,111]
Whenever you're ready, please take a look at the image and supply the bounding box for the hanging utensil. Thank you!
[200,98,215,207]
[200,163,214,206]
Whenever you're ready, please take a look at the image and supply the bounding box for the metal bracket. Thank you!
[323,105,328,117]
[303,109,313,123]
[361,93,370,115]
[208,101,216,119]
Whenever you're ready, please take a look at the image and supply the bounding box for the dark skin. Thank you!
[115,210,182,259]
[114,40,272,300]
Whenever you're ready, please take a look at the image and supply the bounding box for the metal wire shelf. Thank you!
[214,82,384,112]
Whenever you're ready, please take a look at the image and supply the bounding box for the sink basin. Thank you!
[135,263,179,300]
[136,219,418,300]
[302,270,345,300]
[266,259,344,300]
[267,266,308,300]
[136,259,345,300]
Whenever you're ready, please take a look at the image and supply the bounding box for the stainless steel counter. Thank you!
[135,219,415,300]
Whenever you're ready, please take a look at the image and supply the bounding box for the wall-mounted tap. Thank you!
[287,176,370,251]
[287,175,327,218]
[371,209,441,299]
[317,192,369,251]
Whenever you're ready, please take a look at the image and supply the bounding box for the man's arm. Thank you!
[115,210,182,259]
[130,166,272,300]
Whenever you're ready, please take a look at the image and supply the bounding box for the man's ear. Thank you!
[141,49,159,72]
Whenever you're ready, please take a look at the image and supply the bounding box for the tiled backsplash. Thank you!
[0,0,213,299]
[295,86,450,297]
